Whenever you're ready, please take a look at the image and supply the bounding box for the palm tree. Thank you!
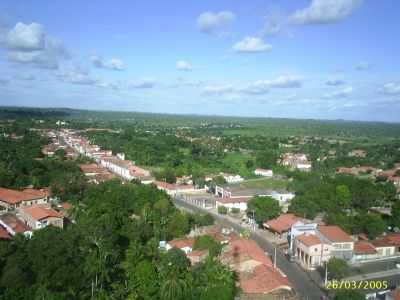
[160,269,188,300]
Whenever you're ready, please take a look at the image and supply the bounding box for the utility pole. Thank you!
[324,261,328,286]
[252,210,256,231]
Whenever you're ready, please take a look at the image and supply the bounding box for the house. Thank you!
[214,184,294,212]
[100,156,133,180]
[0,213,32,237]
[264,214,301,237]
[220,237,293,297]
[166,237,195,254]
[280,153,312,171]
[0,187,49,211]
[317,225,354,260]
[288,222,318,257]
[187,249,209,265]
[352,241,378,262]
[215,197,251,212]
[369,234,400,258]
[295,233,333,270]
[18,205,64,230]
[154,181,198,196]
[348,149,367,158]
[254,168,273,177]
[220,173,244,183]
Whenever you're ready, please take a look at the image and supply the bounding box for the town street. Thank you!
[172,196,326,300]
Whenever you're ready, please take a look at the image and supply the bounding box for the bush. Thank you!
[218,206,228,215]
[324,258,349,280]
[230,207,240,214]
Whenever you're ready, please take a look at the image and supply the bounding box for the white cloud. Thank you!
[56,68,98,85]
[267,75,302,88]
[176,60,192,71]
[240,81,270,95]
[5,22,45,50]
[233,37,272,53]
[203,84,234,95]
[91,55,125,71]
[355,61,371,71]
[323,86,353,98]
[290,0,363,25]
[197,11,235,34]
[326,79,346,86]
[2,22,69,69]
[383,83,400,95]
[128,79,156,89]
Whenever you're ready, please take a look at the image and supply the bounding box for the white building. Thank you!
[215,197,250,212]
[221,173,244,183]
[254,168,273,177]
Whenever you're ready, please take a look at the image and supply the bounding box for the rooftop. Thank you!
[297,233,322,247]
[0,187,45,205]
[264,213,300,234]
[353,241,377,255]
[168,237,195,249]
[0,213,30,233]
[318,225,353,243]
[21,205,63,221]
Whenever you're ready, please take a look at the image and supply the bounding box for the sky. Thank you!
[0,0,399,122]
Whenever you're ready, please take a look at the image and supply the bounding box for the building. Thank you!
[215,184,295,212]
[220,173,244,183]
[154,181,198,196]
[348,149,367,158]
[166,237,195,254]
[0,213,32,237]
[18,205,64,230]
[254,168,273,177]
[215,196,251,212]
[317,225,354,260]
[187,249,209,265]
[0,187,49,211]
[352,241,378,262]
[280,153,312,171]
[295,233,333,270]
[264,214,301,237]
[220,237,293,298]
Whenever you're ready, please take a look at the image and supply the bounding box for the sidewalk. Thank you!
[344,269,400,281]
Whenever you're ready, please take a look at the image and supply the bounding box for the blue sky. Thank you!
[0,0,399,122]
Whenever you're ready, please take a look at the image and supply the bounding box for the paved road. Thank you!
[172,197,326,300]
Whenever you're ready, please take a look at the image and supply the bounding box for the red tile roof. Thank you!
[318,225,353,243]
[168,237,195,249]
[264,214,300,234]
[222,238,292,295]
[223,238,273,266]
[22,188,50,198]
[21,205,63,221]
[354,241,377,255]
[371,234,400,248]
[0,187,45,204]
[240,264,291,294]
[79,163,104,174]
[297,233,322,247]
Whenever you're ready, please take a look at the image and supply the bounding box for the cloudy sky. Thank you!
[0,0,399,122]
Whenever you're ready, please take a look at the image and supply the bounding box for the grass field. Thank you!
[238,177,289,190]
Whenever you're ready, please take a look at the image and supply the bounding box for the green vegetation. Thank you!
[193,235,222,257]
[333,290,364,300]
[0,181,236,299]
[218,206,228,215]
[246,196,281,226]
[325,258,350,280]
